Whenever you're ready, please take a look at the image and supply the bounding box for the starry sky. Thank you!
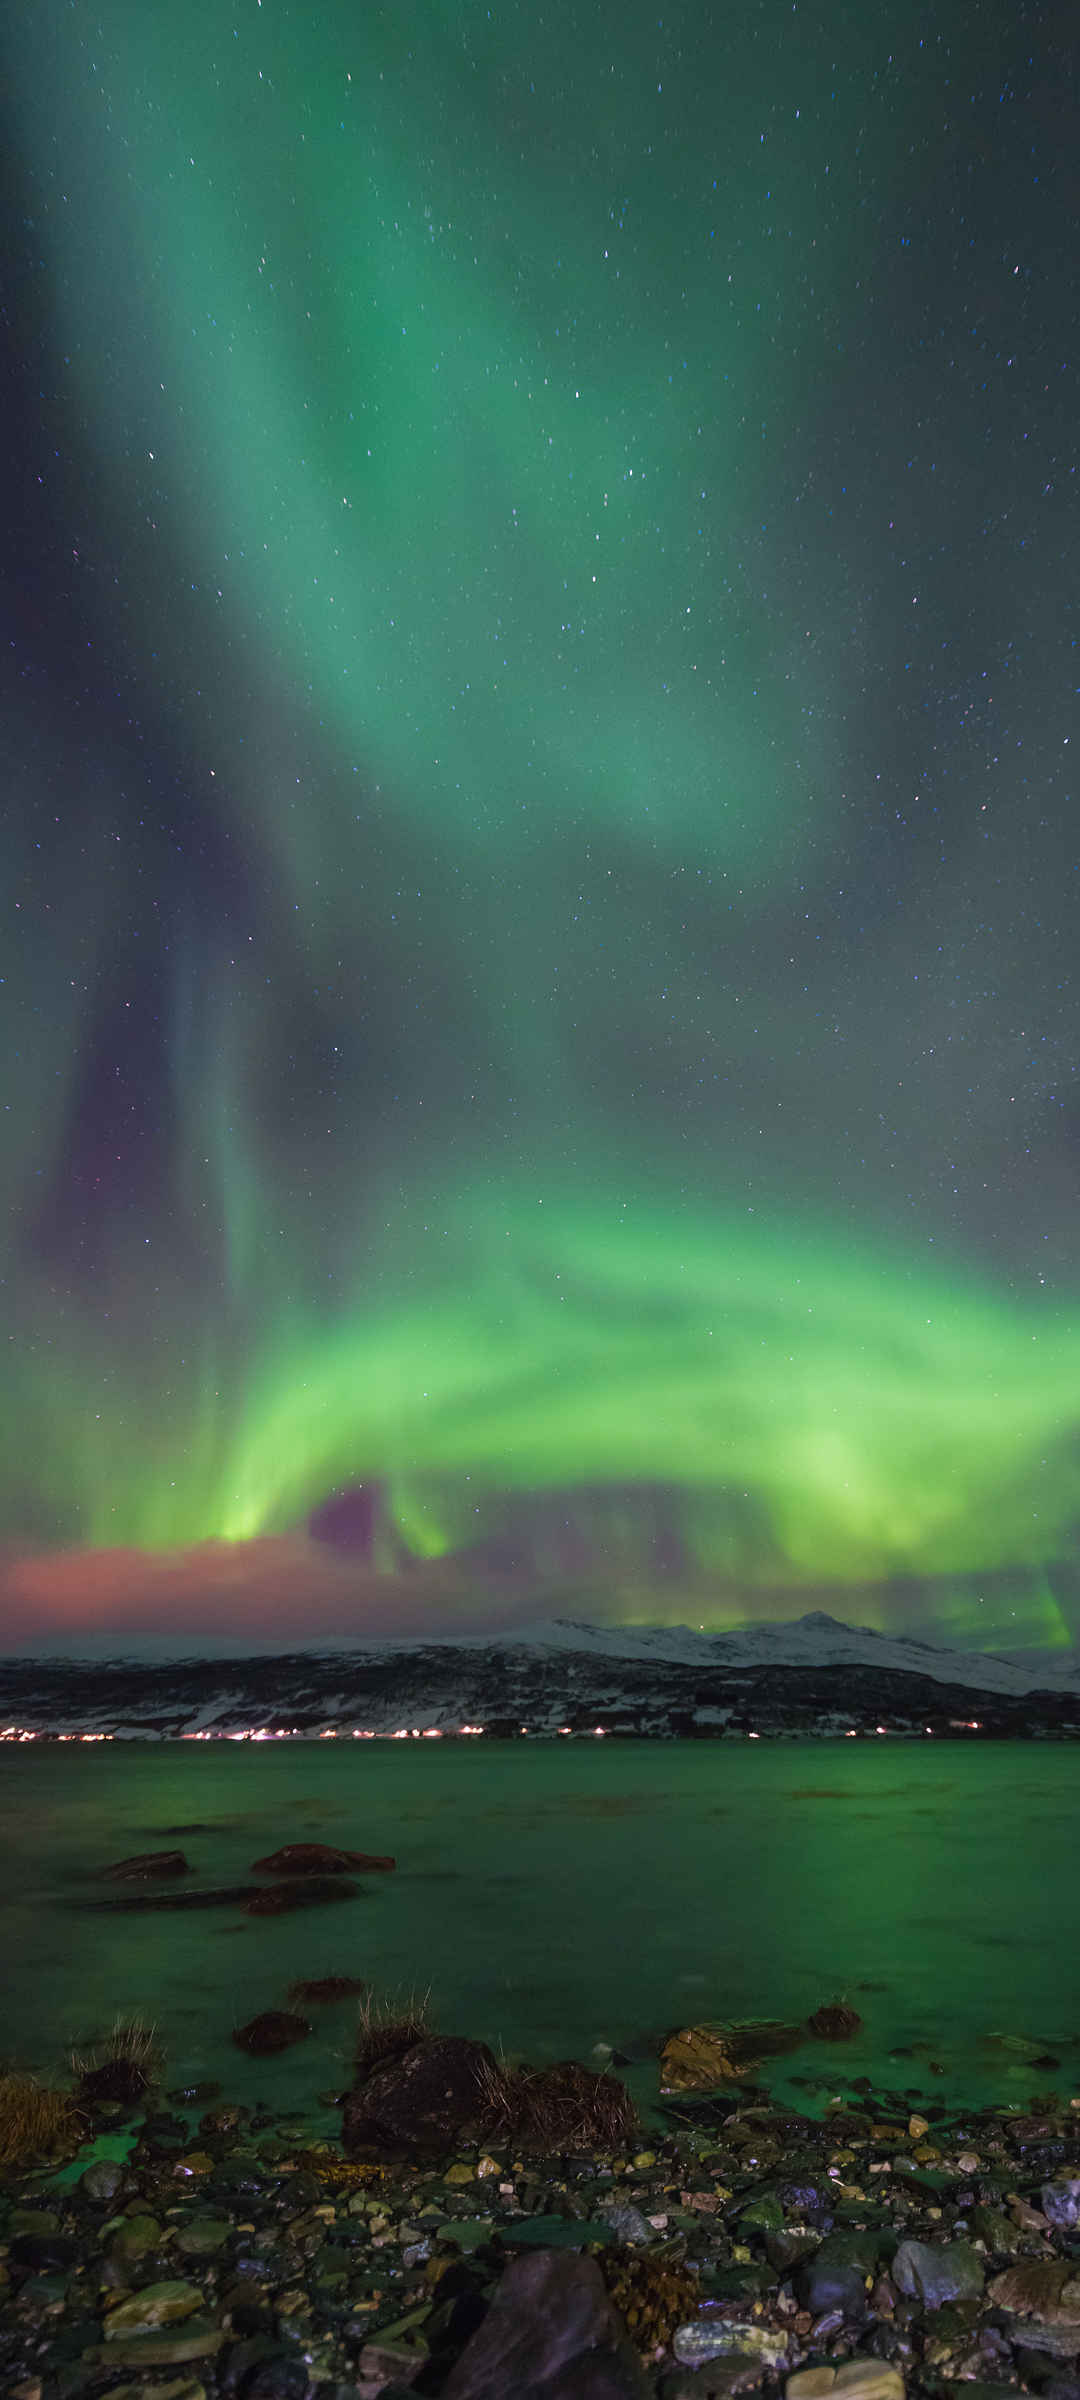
[3,0,1079,1651]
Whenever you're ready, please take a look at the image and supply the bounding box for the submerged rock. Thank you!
[100,1849,190,1879]
[233,2011,311,2057]
[807,2002,862,2040]
[287,1974,370,2005]
[246,1876,361,1915]
[88,1883,265,1912]
[660,2028,744,2092]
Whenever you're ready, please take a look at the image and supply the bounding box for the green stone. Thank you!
[173,2218,232,2256]
[738,2192,784,2232]
[104,2279,205,2335]
[108,2214,161,2262]
[87,2321,224,2369]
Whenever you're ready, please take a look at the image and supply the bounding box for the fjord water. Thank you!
[1,1739,1075,2124]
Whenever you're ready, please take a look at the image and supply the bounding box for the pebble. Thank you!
[8,2055,1080,2400]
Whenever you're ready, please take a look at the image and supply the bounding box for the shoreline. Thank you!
[4,2052,1080,2398]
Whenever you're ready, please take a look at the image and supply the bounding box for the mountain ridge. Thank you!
[2,1610,1079,1738]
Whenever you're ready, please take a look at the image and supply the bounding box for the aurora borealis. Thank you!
[3,0,1079,1648]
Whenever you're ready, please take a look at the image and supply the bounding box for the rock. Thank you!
[104,2279,206,2335]
[342,2034,498,2158]
[173,2217,233,2256]
[9,2230,79,2271]
[251,1842,395,1873]
[87,2322,225,2369]
[794,2254,869,2321]
[79,2156,127,2203]
[891,2239,983,2308]
[765,2226,821,2273]
[106,2213,161,2263]
[78,2058,149,2108]
[233,2011,311,2056]
[603,2203,653,2244]
[100,1849,190,1878]
[1043,2179,1080,2228]
[807,2003,862,2040]
[440,2248,651,2398]
[246,1877,360,1915]
[988,2260,1080,2328]
[814,2230,890,2275]
[673,2323,789,2369]
[287,1976,369,2005]
[737,2190,784,2232]
[502,2215,618,2249]
[243,2358,310,2400]
[787,2369,904,2400]
[660,2028,744,2092]
[660,2363,770,2400]
[970,2205,1022,2255]
[91,1883,267,1912]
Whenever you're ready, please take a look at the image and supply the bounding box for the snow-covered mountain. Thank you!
[2,1611,1079,1738]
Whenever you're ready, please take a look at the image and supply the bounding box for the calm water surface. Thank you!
[1,1741,1075,2124]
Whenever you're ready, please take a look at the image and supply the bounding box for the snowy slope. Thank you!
[2,1609,1079,1737]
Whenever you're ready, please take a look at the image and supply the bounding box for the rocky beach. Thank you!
[4,1994,1080,2400]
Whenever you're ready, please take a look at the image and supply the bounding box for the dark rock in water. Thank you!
[440,2247,651,2398]
[251,1841,396,1873]
[100,1849,190,1879]
[246,1874,360,1915]
[233,2010,311,2056]
[88,1882,266,1912]
[78,2057,150,2108]
[807,2001,863,2039]
[343,2033,497,2158]
[287,1974,370,2005]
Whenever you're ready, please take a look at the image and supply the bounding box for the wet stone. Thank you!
[104,2278,205,2334]
[173,2216,233,2255]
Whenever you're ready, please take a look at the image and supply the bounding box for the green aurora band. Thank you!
[4,1,1078,1643]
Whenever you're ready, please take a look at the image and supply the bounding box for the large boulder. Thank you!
[342,2034,497,2158]
[441,2248,651,2399]
[251,1842,395,1873]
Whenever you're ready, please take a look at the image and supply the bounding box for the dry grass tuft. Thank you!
[0,2071,86,2171]
[354,1984,432,2082]
[71,2013,162,2081]
[476,2055,637,2154]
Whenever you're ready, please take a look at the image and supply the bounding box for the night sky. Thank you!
[3,0,1079,1651]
